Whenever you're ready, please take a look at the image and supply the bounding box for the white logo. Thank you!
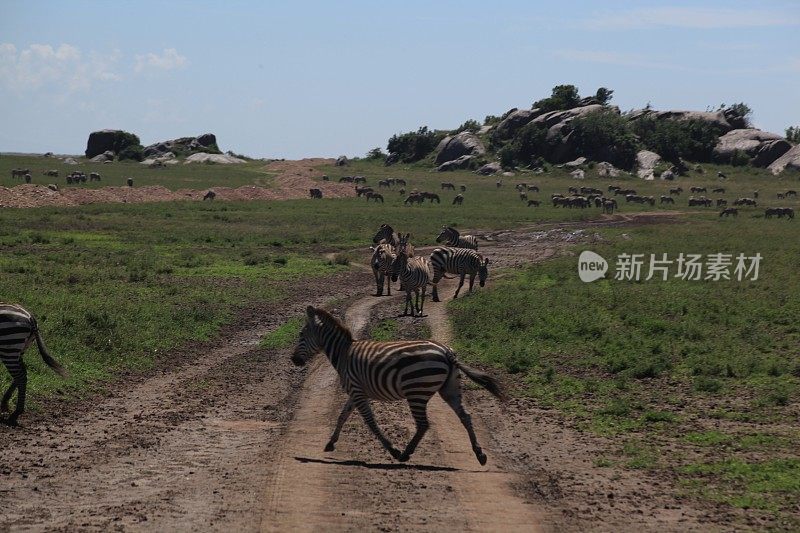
[578,251,608,282]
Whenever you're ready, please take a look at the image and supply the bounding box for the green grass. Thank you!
[260,318,304,349]
[369,319,400,341]
[0,153,274,190]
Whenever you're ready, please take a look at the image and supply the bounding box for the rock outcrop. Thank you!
[434,132,485,165]
[596,161,621,178]
[183,153,246,165]
[627,109,733,132]
[475,162,501,175]
[713,129,791,167]
[85,129,140,158]
[492,108,542,140]
[636,150,662,180]
[143,134,219,158]
[90,150,115,163]
[437,155,475,172]
[767,145,800,175]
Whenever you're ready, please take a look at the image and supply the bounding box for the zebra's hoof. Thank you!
[398,453,410,463]
[476,450,487,465]
[389,448,403,460]
[324,442,335,452]
[432,298,441,302]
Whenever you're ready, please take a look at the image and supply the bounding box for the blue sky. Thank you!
[1,1,798,158]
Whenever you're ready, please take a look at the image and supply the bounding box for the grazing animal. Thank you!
[688,196,712,207]
[322,175,329,181]
[527,199,540,207]
[778,193,785,200]
[786,190,797,198]
[395,178,407,187]
[452,194,464,206]
[690,186,707,193]
[203,190,216,201]
[608,185,621,193]
[496,180,502,188]
[765,207,795,219]
[527,185,539,192]
[717,198,727,207]
[459,185,466,192]
[355,185,373,197]
[24,174,31,183]
[519,191,528,201]
[712,187,725,194]
[353,176,367,184]
[441,182,455,190]
[436,226,478,250]
[1,304,68,426]
[660,195,675,204]
[733,198,758,207]
[391,234,430,317]
[378,179,391,189]
[309,188,323,199]
[370,243,396,296]
[127,177,134,187]
[719,208,738,217]
[47,184,59,192]
[339,176,354,183]
[398,187,405,195]
[89,172,101,182]
[429,247,489,302]
[717,171,727,179]
[568,186,578,194]
[404,193,423,205]
[291,306,505,464]
[421,192,440,204]
[603,199,617,213]
[43,169,59,177]
[11,169,30,179]
[753,190,759,199]
[669,187,683,195]
[366,192,384,203]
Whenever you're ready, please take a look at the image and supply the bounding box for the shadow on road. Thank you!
[295,456,461,472]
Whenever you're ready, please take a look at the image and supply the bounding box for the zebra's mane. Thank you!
[445,226,459,237]
[312,307,353,342]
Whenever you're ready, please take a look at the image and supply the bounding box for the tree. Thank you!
[786,126,800,143]
[630,116,723,163]
[452,119,480,134]
[386,126,445,163]
[570,110,638,169]
[720,102,753,128]
[595,87,614,104]
[534,84,580,112]
[365,147,385,160]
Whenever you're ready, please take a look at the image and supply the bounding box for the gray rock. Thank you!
[475,162,501,175]
[90,150,116,163]
[570,169,585,179]
[143,133,219,158]
[63,157,78,165]
[636,150,662,180]
[596,161,621,178]
[492,108,542,140]
[532,104,612,129]
[501,171,516,177]
[85,129,132,158]
[183,153,246,164]
[660,170,675,180]
[768,144,800,175]
[628,109,732,132]
[564,157,587,168]
[437,155,475,172]
[435,132,486,165]
[713,129,791,167]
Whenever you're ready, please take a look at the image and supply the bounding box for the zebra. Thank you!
[391,234,430,317]
[309,188,323,199]
[370,243,396,296]
[291,305,505,464]
[366,192,384,203]
[435,226,478,250]
[203,190,216,201]
[1,304,68,426]
[429,247,489,302]
[452,194,464,205]
[441,182,455,190]
[372,224,413,256]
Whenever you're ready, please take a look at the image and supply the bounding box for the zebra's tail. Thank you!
[454,358,507,402]
[32,321,68,378]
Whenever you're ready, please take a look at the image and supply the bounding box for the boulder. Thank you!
[435,132,486,165]
[570,169,585,179]
[636,150,662,180]
[713,129,791,167]
[502,171,516,177]
[596,161,621,178]
[660,170,675,181]
[86,129,120,158]
[142,133,219,158]
[768,144,800,175]
[564,157,587,168]
[532,104,611,129]
[90,150,115,163]
[183,153,246,164]
[335,155,348,166]
[63,157,78,165]
[437,155,475,172]
[492,108,542,140]
[628,109,732,132]
[477,124,493,135]
[475,162,501,175]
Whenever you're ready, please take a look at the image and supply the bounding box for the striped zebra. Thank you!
[1,304,67,426]
[372,224,414,256]
[435,226,478,250]
[291,305,506,464]
[429,247,489,302]
[391,234,429,317]
[370,243,396,296]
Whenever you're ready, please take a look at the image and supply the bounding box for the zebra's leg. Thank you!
[1,382,17,413]
[374,268,384,296]
[385,272,391,296]
[453,273,467,299]
[439,371,487,465]
[325,397,355,451]
[7,364,27,427]
[418,285,427,317]
[353,393,402,460]
[431,267,442,302]
[399,396,431,462]
[467,273,476,294]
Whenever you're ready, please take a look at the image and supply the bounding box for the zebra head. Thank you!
[291,306,323,366]
[372,224,394,244]
[390,233,411,282]
[435,226,456,244]
[478,257,490,287]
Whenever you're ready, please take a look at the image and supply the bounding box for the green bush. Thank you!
[534,84,580,112]
[118,144,144,162]
[786,126,800,143]
[365,147,386,161]
[630,117,723,163]
[110,131,141,154]
[730,150,751,167]
[571,110,639,169]
[452,119,481,134]
[386,126,446,163]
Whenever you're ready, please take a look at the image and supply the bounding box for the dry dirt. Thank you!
[0,159,354,208]
[1,216,729,532]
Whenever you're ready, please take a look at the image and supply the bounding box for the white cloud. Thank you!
[0,43,120,92]
[134,48,187,73]
[582,6,800,30]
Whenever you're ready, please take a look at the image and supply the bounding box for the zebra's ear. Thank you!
[484,257,490,266]
[306,306,315,321]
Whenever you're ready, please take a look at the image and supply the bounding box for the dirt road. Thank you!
[1,218,712,532]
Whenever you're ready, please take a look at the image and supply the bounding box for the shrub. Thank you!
[731,150,751,167]
[452,119,481,135]
[631,117,723,163]
[534,84,580,112]
[118,144,144,161]
[595,87,614,104]
[570,110,639,169]
[786,126,800,143]
[386,126,446,163]
[109,131,141,153]
[365,147,386,161]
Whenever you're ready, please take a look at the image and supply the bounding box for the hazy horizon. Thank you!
[1,0,799,159]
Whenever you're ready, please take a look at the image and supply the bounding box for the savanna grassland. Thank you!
[2,153,799,527]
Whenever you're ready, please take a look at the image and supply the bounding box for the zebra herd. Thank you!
[370,224,487,318]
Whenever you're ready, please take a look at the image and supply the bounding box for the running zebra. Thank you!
[370,243,396,296]
[429,247,489,302]
[391,234,430,317]
[1,304,68,426]
[291,305,506,464]
[435,226,478,250]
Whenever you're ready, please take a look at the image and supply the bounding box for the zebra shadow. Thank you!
[294,456,461,472]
